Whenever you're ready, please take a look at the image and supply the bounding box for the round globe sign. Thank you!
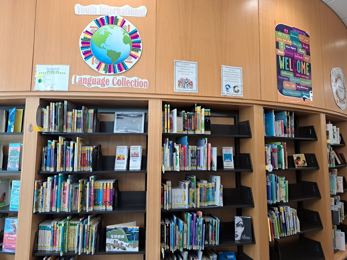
[331,68,347,110]
[80,15,142,74]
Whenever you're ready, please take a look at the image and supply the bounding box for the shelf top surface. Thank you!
[163,133,251,138]
[39,170,147,174]
[0,205,18,213]
[265,135,317,141]
[41,132,147,136]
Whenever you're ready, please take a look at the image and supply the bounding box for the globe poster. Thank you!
[275,21,313,105]
[80,15,142,74]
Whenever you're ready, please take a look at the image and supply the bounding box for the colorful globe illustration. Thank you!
[90,25,132,65]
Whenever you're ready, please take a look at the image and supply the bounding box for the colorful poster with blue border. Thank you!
[275,21,313,105]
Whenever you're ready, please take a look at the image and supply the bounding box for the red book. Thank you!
[207,143,211,171]
[103,182,107,210]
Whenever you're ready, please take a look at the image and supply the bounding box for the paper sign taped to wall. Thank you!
[34,65,70,91]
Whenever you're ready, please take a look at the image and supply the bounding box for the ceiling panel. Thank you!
[322,0,347,27]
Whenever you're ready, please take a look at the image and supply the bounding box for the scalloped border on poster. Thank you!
[331,67,347,110]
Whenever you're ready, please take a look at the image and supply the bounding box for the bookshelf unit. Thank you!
[161,101,256,259]
[265,109,325,260]
[0,102,25,257]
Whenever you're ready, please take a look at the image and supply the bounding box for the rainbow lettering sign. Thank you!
[80,15,142,74]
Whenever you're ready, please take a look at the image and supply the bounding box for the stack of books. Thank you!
[0,107,24,133]
[161,212,220,252]
[327,146,346,167]
[268,206,300,241]
[163,249,238,260]
[41,137,102,172]
[163,104,211,134]
[331,195,345,224]
[265,142,288,169]
[33,176,118,213]
[37,214,101,255]
[266,174,288,204]
[329,169,344,195]
[162,175,223,210]
[40,101,99,133]
[327,122,341,145]
[264,110,295,137]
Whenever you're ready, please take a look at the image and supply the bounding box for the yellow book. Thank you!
[165,104,168,133]
[167,104,170,133]
[14,109,23,132]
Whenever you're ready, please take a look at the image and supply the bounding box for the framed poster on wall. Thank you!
[275,21,313,105]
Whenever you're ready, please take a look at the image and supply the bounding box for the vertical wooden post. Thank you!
[239,105,269,260]
[146,99,162,260]
[15,97,41,260]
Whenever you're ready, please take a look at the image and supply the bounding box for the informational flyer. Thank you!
[34,65,70,91]
[221,65,243,97]
[174,60,198,93]
[275,21,313,105]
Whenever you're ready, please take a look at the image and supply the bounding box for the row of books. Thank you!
[265,142,288,170]
[162,137,234,172]
[41,137,142,172]
[333,225,346,251]
[33,176,118,213]
[0,216,18,251]
[327,122,341,145]
[161,212,220,252]
[0,179,20,211]
[266,174,288,204]
[37,215,101,254]
[329,169,345,195]
[0,108,24,133]
[0,143,22,171]
[327,146,346,167]
[163,250,238,260]
[162,175,223,210]
[264,110,295,137]
[40,101,99,133]
[331,195,345,225]
[42,257,77,260]
[268,206,300,241]
[163,104,211,134]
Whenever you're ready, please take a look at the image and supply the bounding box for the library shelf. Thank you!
[0,170,21,176]
[264,126,317,141]
[162,154,253,174]
[161,186,254,212]
[297,209,323,235]
[34,191,146,215]
[0,132,22,135]
[288,181,321,202]
[329,164,347,169]
[0,206,17,214]
[277,237,324,260]
[163,121,252,139]
[237,253,253,260]
[32,250,145,256]
[39,156,147,175]
[0,246,15,255]
[334,248,347,260]
[41,132,148,136]
[268,154,319,172]
[330,134,346,148]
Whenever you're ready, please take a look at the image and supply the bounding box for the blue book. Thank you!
[7,108,16,133]
[266,175,271,204]
[9,180,20,211]
[265,111,275,136]
[57,173,67,212]
[218,252,237,260]
[275,111,288,137]
[270,174,276,204]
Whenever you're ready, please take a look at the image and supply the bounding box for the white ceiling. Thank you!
[322,0,347,27]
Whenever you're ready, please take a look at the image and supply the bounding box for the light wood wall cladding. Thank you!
[31,0,156,93]
[0,0,36,92]
[319,1,347,115]
[259,0,325,109]
[156,0,261,99]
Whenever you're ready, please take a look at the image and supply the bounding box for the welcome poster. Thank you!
[275,21,313,105]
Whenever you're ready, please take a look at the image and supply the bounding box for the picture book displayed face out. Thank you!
[293,154,307,167]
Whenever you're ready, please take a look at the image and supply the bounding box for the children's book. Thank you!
[222,147,234,169]
[265,110,275,136]
[14,109,23,133]
[235,216,252,242]
[106,221,139,252]
[0,214,6,246]
[114,146,128,170]
[10,180,20,211]
[0,179,10,208]
[0,110,8,133]
[7,108,16,133]
[7,143,21,171]
[2,217,17,251]
[293,154,307,167]
[129,146,142,170]
[217,252,237,260]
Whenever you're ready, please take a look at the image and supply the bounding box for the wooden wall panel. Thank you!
[320,2,347,115]
[31,0,156,93]
[156,0,260,99]
[0,0,36,92]
[259,0,325,109]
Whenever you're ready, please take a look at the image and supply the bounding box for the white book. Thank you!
[172,109,177,133]
[201,108,205,134]
[129,146,142,170]
[0,145,3,170]
[336,230,346,251]
[337,176,344,193]
[114,146,128,170]
[211,147,217,171]
[222,147,234,169]
[333,126,337,144]
[0,110,7,133]
[327,123,334,144]
[209,175,221,206]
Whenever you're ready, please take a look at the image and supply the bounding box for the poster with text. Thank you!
[275,21,312,105]
[174,60,198,93]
